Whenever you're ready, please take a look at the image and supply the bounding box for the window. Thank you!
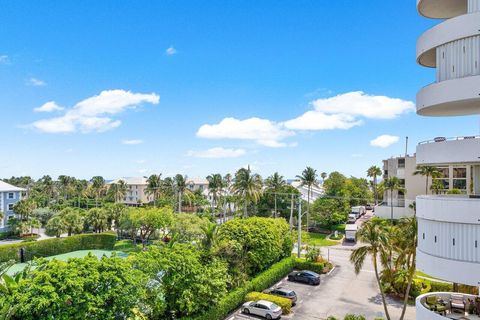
[8,204,14,211]
[437,167,449,178]
[453,179,467,190]
[7,193,14,199]
[453,167,467,178]
[397,158,405,168]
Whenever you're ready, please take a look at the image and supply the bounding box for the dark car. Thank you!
[264,287,297,305]
[288,270,320,285]
[365,204,373,211]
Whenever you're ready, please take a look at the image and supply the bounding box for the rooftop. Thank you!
[0,181,26,192]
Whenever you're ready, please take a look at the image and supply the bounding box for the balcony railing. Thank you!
[416,292,480,320]
[418,135,480,145]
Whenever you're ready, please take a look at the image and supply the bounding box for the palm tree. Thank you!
[174,174,191,213]
[231,166,263,217]
[320,172,327,183]
[39,175,55,202]
[58,175,73,200]
[207,173,224,213]
[382,177,405,221]
[413,165,442,195]
[296,167,318,229]
[90,176,105,207]
[367,166,382,205]
[146,174,162,205]
[350,219,391,320]
[265,172,286,218]
[430,179,444,195]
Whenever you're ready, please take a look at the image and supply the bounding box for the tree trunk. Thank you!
[244,199,248,217]
[307,186,311,230]
[374,176,378,205]
[400,251,416,320]
[274,194,277,218]
[373,253,391,320]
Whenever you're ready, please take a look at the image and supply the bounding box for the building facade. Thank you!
[376,154,424,219]
[110,177,153,205]
[0,181,26,231]
[415,0,480,318]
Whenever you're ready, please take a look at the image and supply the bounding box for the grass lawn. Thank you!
[113,240,142,253]
[415,270,445,281]
[295,232,337,247]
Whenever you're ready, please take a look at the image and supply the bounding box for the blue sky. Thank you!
[1,1,478,180]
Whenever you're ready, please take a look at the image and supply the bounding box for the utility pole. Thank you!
[297,200,302,258]
[289,194,294,232]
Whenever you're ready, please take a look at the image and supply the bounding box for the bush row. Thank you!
[0,232,116,262]
[186,256,296,320]
[294,258,332,274]
[245,292,292,314]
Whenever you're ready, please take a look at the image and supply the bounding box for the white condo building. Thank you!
[415,0,480,318]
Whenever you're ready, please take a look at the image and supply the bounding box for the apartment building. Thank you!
[415,0,480,318]
[0,181,26,231]
[110,177,153,205]
[376,154,424,219]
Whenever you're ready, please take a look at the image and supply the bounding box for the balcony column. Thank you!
[473,165,480,195]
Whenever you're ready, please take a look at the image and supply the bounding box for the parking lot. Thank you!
[227,210,416,320]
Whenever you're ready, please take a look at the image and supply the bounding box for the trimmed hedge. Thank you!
[294,258,332,274]
[245,292,292,314]
[0,232,116,263]
[185,256,295,320]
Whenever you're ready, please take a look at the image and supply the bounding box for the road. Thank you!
[227,210,416,320]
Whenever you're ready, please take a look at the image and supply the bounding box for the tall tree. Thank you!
[350,219,391,320]
[174,175,191,213]
[90,176,105,207]
[296,167,318,229]
[413,165,442,195]
[382,177,405,221]
[265,172,286,218]
[320,172,327,183]
[207,173,224,212]
[231,167,263,217]
[110,180,128,203]
[146,174,162,205]
[367,165,382,205]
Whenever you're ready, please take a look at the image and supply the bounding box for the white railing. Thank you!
[418,135,480,145]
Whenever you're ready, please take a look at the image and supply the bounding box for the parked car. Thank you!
[288,270,321,285]
[347,213,357,224]
[242,300,282,319]
[351,206,366,218]
[264,287,297,305]
[365,204,373,211]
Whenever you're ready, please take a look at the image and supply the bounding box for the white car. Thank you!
[242,300,282,319]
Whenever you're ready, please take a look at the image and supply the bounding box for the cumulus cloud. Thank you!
[283,112,362,130]
[28,77,46,87]
[34,101,64,112]
[165,46,177,56]
[187,147,246,158]
[122,139,144,145]
[311,91,414,119]
[197,117,294,148]
[30,89,159,133]
[370,135,399,148]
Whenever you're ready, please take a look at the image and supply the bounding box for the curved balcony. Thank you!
[416,136,480,164]
[416,292,480,320]
[417,0,468,19]
[416,11,480,68]
[417,74,480,116]
[416,195,480,224]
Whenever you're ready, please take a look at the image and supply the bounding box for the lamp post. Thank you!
[297,199,303,258]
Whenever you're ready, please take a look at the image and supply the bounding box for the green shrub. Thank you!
[344,315,366,320]
[245,292,292,314]
[294,257,331,274]
[187,256,295,320]
[0,232,116,263]
[305,246,320,262]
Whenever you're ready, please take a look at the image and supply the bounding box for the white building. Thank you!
[415,0,480,318]
[0,181,25,231]
[289,179,324,203]
[376,154,424,219]
[110,177,153,205]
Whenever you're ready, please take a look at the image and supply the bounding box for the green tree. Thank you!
[206,173,224,212]
[350,219,391,320]
[59,207,83,236]
[367,165,382,205]
[146,174,162,205]
[311,197,348,228]
[265,172,286,218]
[430,179,444,195]
[296,167,318,229]
[13,199,36,221]
[127,207,174,248]
[45,215,65,238]
[109,180,128,203]
[382,177,405,221]
[8,254,145,320]
[231,167,263,217]
[31,208,55,227]
[90,176,105,207]
[171,213,209,243]
[320,172,327,183]
[413,165,442,195]
[86,207,108,233]
[174,174,191,213]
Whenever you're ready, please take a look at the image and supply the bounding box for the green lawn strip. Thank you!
[295,231,337,247]
[113,240,142,253]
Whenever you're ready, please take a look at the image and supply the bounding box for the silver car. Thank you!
[242,300,282,319]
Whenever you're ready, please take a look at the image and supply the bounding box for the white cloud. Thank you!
[122,139,144,145]
[0,55,10,64]
[283,111,362,130]
[187,147,246,158]
[370,135,400,148]
[28,77,46,87]
[197,117,294,148]
[311,91,414,120]
[165,46,177,56]
[30,89,159,133]
[34,101,64,112]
